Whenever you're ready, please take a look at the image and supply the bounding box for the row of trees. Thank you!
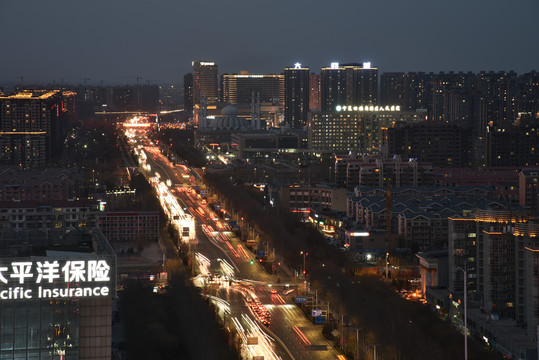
[120,261,240,360]
[204,172,502,360]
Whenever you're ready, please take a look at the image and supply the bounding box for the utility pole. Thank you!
[342,314,345,354]
[356,328,359,360]
[385,179,392,280]
[373,344,380,360]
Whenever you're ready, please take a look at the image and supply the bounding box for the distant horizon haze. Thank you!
[1,0,537,86]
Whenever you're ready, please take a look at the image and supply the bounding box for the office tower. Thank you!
[309,104,412,153]
[309,73,321,110]
[320,62,378,112]
[284,64,310,128]
[192,60,218,105]
[0,90,65,169]
[221,72,284,106]
[356,62,378,105]
[183,72,193,113]
[320,64,346,111]
[310,110,363,152]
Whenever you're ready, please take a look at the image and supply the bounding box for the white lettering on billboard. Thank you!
[36,261,60,283]
[335,105,401,112]
[0,260,112,300]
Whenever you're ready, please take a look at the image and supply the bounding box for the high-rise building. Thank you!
[380,72,406,107]
[0,90,66,169]
[403,72,433,111]
[486,112,539,167]
[220,72,284,106]
[0,227,116,359]
[447,209,538,358]
[309,104,416,153]
[384,122,473,167]
[284,64,310,128]
[320,62,378,111]
[309,73,321,111]
[477,71,519,128]
[192,60,218,105]
[519,169,539,212]
[183,73,193,113]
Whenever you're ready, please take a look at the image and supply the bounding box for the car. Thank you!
[271,289,277,294]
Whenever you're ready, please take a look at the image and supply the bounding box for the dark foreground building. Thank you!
[0,229,116,359]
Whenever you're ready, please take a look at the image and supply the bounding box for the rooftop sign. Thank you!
[336,105,401,112]
[0,259,112,300]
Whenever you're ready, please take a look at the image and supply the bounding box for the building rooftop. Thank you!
[0,90,60,99]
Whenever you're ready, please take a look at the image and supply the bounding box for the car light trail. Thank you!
[225,241,240,258]
[237,244,249,259]
[272,294,286,305]
[292,326,311,345]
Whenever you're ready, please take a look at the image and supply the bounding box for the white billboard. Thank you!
[0,259,112,300]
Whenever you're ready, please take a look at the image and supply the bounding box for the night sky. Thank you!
[1,0,538,85]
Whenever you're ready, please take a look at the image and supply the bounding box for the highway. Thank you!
[124,121,343,360]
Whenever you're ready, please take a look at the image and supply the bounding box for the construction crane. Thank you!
[121,76,142,86]
[77,78,90,85]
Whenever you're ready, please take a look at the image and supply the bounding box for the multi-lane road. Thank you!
[125,125,342,360]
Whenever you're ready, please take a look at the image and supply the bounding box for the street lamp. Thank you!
[300,251,308,294]
[456,266,468,360]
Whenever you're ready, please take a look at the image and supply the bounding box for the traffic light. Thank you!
[302,270,306,275]
[259,258,263,263]
[250,260,254,265]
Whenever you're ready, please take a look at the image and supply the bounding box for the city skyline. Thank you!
[1,0,538,85]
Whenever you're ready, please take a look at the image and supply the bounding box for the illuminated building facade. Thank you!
[192,60,218,105]
[221,73,284,107]
[309,105,421,153]
[0,90,64,169]
[320,62,378,111]
[284,64,310,128]
[0,228,116,359]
